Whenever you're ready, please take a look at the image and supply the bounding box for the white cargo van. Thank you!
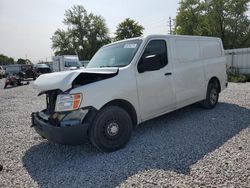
[52,55,83,72]
[32,35,227,152]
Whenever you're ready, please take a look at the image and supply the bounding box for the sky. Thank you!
[0,0,179,63]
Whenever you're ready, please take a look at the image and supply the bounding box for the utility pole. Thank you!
[169,17,172,35]
[168,17,175,35]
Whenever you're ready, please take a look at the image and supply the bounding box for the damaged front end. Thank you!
[31,68,118,144]
[31,89,97,145]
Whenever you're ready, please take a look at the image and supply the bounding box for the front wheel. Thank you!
[89,106,133,152]
[201,81,219,109]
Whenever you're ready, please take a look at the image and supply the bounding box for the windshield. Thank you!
[87,39,142,68]
[65,60,82,67]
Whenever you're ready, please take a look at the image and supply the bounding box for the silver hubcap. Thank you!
[107,122,119,136]
[210,88,218,105]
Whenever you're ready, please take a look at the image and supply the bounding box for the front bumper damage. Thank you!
[31,107,96,145]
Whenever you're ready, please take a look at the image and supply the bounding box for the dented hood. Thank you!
[34,68,118,92]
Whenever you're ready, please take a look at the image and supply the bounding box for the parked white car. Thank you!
[32,35,227,152]
[0,66,5,78]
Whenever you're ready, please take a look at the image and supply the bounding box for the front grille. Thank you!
[45,90,60,115]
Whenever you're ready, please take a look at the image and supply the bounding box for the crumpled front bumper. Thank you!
[31,108,96,145]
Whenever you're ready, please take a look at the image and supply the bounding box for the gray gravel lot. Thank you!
[0,79,249,188]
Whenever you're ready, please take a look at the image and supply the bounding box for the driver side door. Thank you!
[136,39,176,121]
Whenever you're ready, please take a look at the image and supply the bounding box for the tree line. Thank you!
[2,1,249,63]
[51,5,144,60]
[52,2,249,60]
[175,0,250,49]
[0,54,32,65]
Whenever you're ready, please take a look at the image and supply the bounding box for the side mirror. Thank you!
[138,55,159,73]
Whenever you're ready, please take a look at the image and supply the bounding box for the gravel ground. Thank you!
[0,79,249,188]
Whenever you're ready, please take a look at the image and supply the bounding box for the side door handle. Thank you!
[165,72,172,76]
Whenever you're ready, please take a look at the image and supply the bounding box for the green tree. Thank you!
[17,58,32,65]
[0,54,14,65]
[203,0,229,43]
[175,0,204,35]
[114,18,144,41]
[85,14,111,58]
[222,0,250,48]
[52,5,111,60]
[175,0,250,49]
[51,29,76,56]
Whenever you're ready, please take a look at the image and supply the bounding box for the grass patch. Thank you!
[227,73,250,83]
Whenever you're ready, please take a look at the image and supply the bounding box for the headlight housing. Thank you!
[55,93,82,112]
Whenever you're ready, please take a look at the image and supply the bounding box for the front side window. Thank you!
[138,40,168,73]
[87,39,142,68]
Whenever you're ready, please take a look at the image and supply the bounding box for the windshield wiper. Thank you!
[115,64,128,67]
[99,64,127,68]
[99,65,115,68]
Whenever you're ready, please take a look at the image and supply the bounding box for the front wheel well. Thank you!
[208,77,221,93]
[102,99,138,126]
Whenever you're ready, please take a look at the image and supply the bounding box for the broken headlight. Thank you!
[55,93,82,112]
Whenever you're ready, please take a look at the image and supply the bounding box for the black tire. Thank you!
[201,81,219,109]
[89,106,133,152]
[17,81,22,86]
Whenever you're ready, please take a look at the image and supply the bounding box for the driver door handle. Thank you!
[165,72,172,76]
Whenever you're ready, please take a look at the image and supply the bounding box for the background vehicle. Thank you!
[34,64,52,77]
[4,72,30,89]
[5,65,36,80]
[52,55,83,72]
[0,66,5,79]
[22,65,36,80]
[32,35,227,152]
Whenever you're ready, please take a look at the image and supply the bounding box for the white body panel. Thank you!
[35,35,227,124]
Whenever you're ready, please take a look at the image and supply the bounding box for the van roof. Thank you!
[144,34,220,40]
[105,34,221,47]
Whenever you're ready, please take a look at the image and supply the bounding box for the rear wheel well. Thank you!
[102,99,138,126]
[208,77,221,93]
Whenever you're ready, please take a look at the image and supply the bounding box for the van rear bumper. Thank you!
[31,108,96,145]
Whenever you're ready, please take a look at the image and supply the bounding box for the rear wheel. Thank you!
[17,81,22,86]
[201,81,219,109]
[89,106,133,152]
